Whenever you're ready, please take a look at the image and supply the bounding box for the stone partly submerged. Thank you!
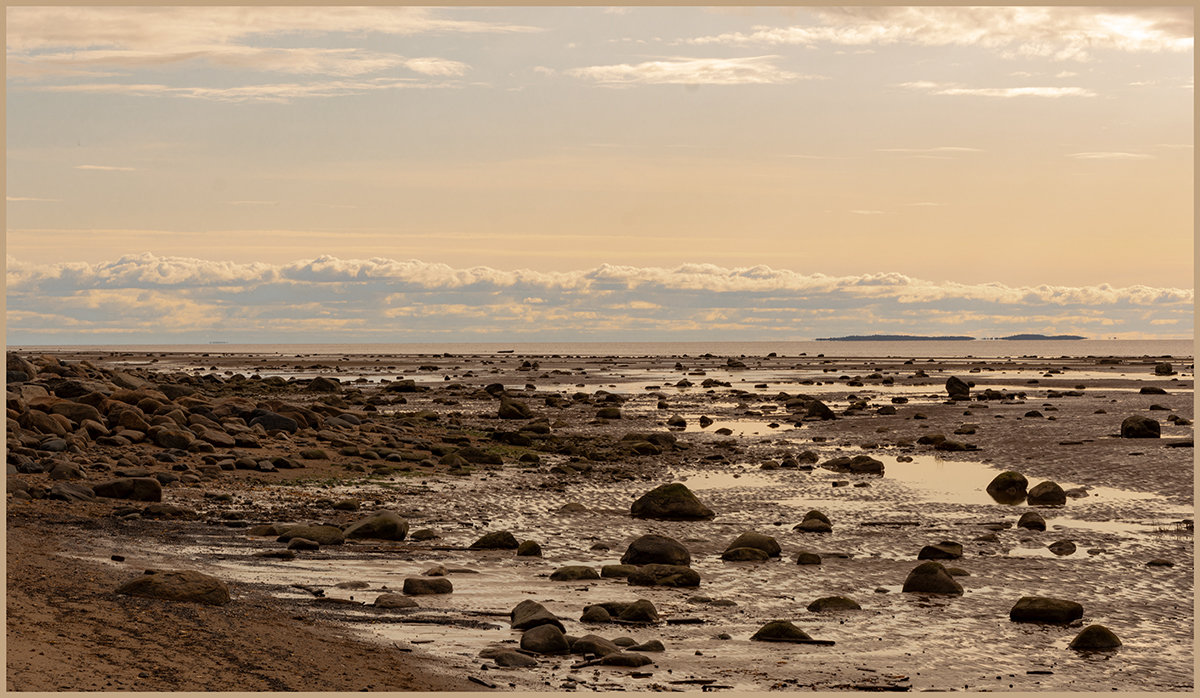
[986,471,1028,504]
[1009,596,1084,624]
[630,483,715,520]
[343,510,408,541]
[901,561,964,595]
[620,534,691,566]
[1026,481,1067,506]
[116,569,230,605]
[750,620,832,645]
[1069,625,1122,651]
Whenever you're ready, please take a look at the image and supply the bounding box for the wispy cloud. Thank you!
[6,196,61,202]
[227,200,279,206]
[75,164,136,171]
[878,146,982,154]
[898,81,1096,98]
[38,78,455,103]
[686,7,1193,62]
[566,56,822,86]
[6,6,540,53]
[7,253,1190,342]
[849,210,886,215]
[1066,152,1154,160]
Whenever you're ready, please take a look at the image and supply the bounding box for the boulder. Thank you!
[918,541,964,560]
[287,538,320,551]
[821,455,884,474]
[571,634,622,657]
[489,649,539,668]
[986,471,1028,504]
[520,624,569,655]
[93,477,162,502]
[1027,481,1066,506]
[343,510,408,541]
[720,547,771,562]
[1009,596,1083,624]
[402,577,453,595]
[580,605,612,623]
[470,531,520,549]
[116,569,230,605]
[806,596,861,612]
[1017,512,1046,531]
[628,639,665,653]
[596,653,653,667]
[630,482,714,520]
[750,620,815,643]
[47,482,97,502]
[601,564,639,579]
[1048,540,1076,556]
[498,399,533,420]
[516,540,542,557]
[305,376,341,393]
[617,599,660,623]
[247,410,299,434]
[627,564,700,587]
[276,525,345,546]
[795,551,822,565]
[1153,362,1174,375]
[901,561,963,595]
[723,531,781,558]
[1120,415,1160,438]
[550,565,600,581]
[946,376,971,400]
[511,599,565,632]
[620,534,691,566]
[793,516,832,533]
[1069,625,1122,651]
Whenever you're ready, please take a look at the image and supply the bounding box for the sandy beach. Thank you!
[6,348,1194,691]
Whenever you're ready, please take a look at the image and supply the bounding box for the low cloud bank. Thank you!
[6,253,1192,342]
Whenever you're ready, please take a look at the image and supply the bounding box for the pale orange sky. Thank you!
[5,6,1194,342]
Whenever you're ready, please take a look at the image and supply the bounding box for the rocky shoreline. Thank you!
[6,349,1195,691]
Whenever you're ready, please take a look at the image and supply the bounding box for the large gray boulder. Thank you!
[723,531,781,558]
[276,524,345,546]
[627,564,700,587]
[520,624,569,655]
[946,376,971,400]
[343,510,408,541]
[901,561,963,595]
[1069,625,1122,651]
[620,534,691,566]
[93,477,162,502]
[986,471,1028,504]
[1120,415,1160,438]
[116,569,230,605]
[1009,596,1083,624]
[510,599,565,632]
[402,577,453,595]
[1026,481,1067,506]
[630,483,714,520]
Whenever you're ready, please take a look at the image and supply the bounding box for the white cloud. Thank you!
[6,7,539,53]
[849,210,886,215]
[8,254,1190,341]
[75,164,136,171]
[877,146,983,154]
[686,7,1193,61]
[1066,152,1153,160]
[38,78,453,104]
[566,56,822,86]
[899,81,1096,98]
[6,196,61,202]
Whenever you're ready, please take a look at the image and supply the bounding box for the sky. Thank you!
[5,5,1194,343]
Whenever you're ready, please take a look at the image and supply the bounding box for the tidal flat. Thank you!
[6,349,1194,691]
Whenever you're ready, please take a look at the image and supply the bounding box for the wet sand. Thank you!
[6,349,1194,691]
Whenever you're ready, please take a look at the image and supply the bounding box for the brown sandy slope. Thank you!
[6,511,481,692]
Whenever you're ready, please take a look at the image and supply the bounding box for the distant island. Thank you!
[997,334,1085,340]
[815,334,975,341]
[815,333,1087,341]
